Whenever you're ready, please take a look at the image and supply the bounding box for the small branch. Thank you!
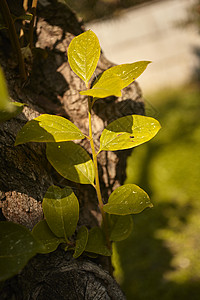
[28,0,38,49]
[0,0,27,82]
[19,0,29,47]
[23,0,28,11]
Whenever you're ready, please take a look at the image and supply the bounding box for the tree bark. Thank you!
[0,0,144,298]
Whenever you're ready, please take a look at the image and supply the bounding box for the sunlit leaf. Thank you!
[15,114,85,146]
[46,142,95,185]
[80,61,151,99]
[80,74,122,98]
[42,185,79,239]
[102,61,151,90]
[73,226,88,258]
[0,221,38,281]
[68,30,100,87]
[99,115,161,151]
[85,227,111,256]
[32,219,65,254]
[109,215,133,241]
[103,184,153,215]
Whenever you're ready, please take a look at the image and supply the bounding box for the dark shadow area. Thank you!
[116,205,174,300]
[93,97,144,124]
[117,201,200,300]
[37,0,84,36]
[30,49,69,108]
[66,0,157,22]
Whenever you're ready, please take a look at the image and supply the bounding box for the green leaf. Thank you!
[73,226,88,258]
[0,221,39,281]
[46,142,95,185]
[109,215,133,242]
[13,13,33,22]
[101,61,151,90]
[85,227,111,256]
[80,73,123,98]
[85,252,98,258]
[15,114,85,146]
[42,185,79,239]
[0,102,24,123]
[0,66,9,109]
[0,67,24,122]
[68,30,100,87]
[103,184,153,215]
[99,115,161,151]
[80,61,151,99]
[32,219,65,254]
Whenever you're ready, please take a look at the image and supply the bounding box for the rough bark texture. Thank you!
[0,0,144,298]
[1,250,126,300]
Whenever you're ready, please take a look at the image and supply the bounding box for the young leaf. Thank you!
[68,30,100,87]
[80,74,123,98]
[99,115,161,151]
[0,102,24,123]
[13,13,33,22]
[85,227,111,256]
[0,67,24,122]
[32,219,65,254]
[42,186,79,239]
[101,61,151,90]
[73,226,88,258]
[80,61,151,99]
[46,142,95,185]
[15,114,85,146]
[109,215,133,242]
[0,66,9,109]
[0,221,39,281]
[103,184,153,215]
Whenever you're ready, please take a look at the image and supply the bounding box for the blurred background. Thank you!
[66,0,200,299]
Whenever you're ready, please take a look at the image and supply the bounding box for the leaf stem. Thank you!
[28,0,38,49]
[19,0,29,47]
[0,0,27,82]
[23,0,28,11]
[88,97,111,251]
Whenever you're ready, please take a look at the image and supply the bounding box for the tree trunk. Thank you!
[0,0,144,298]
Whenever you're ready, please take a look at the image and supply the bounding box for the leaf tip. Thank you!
[14,138,20,146]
